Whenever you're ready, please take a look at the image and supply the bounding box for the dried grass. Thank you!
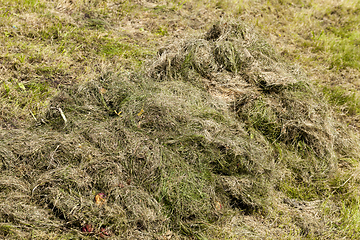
[1,19,360,239]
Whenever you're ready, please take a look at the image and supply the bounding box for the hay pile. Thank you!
[0,21,358,239]
[152,21,350,159]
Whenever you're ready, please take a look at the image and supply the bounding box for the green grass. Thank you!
[0,0,155,126]
[210,0,360,91]
[323,86,360,116]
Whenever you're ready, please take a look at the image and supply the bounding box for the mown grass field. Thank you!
[1,0,360,239]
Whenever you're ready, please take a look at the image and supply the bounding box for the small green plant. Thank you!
[156,25,168,36]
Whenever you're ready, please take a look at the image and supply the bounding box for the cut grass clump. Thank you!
[2,3,360,238]
[149,20,360,236]
[19,21,356,238]
[152,20,346,160]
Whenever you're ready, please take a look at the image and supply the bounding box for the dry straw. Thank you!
[1,20,359,239]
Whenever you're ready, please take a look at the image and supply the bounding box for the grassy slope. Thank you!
[1,0,360,239]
